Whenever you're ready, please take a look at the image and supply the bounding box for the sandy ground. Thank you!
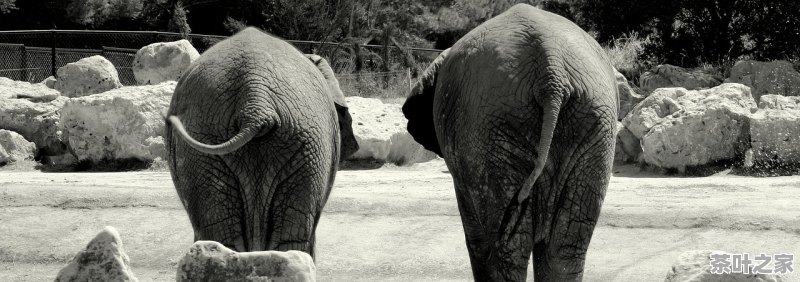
[0,159,798,281]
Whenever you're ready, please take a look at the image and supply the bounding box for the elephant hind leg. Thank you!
[456,191,533,281]
[532,140,612,281]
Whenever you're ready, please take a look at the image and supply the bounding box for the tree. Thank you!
[0,0,16,14]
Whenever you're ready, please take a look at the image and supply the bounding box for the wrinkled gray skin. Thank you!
[165,27,358,258]
[403,4,618,281]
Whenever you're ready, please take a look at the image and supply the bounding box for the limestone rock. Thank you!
[59,82,175,162]
[0,129,36,164]
[616,69,645,120]
[41,76,57,89]
[0,76,60,101]
[55,55,122,97]
[614,122,641,164]
[132,40,200,85]
[623,83,756,169]
[725,60,800,101]
[750,109,800,165]
[55,226,138,282]
[665,250,782,282]
[0,95,67,155]
[346,96,437,165]
[758,94,800,110]
[177,241,316,282]
[639,64,723,94]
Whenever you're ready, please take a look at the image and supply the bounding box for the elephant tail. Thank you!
[516,95,563,204]
[167,115,261,155]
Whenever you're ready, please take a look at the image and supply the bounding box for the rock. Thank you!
[750,109,800,165]
[0,96,67,156]
[177,241,316,282]
[132,40,200,85]
[59,82,175,162]
[665,250,782,282]
[55,226,138,282]
[758,94,800,110]
[614,122,641,164]
[623,83,756,170]
[743,149,755,168]
[639,64,723,94]
[725,60,800,101]
[0,129,36,164]
[616,69,645,120]
[0,76,60,101]
[346,96,437,165]
[54,55,122,98]
[41,76,57,89]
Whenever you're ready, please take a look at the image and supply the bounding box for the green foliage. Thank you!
[0,0,16,14]
[65,0,143,27]
[168,1,191,36]
[1,0,798,69]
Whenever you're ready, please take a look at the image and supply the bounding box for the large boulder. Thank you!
[0,95,67,156]
[0,129,36,165]
[132,40,200,85]
[750,105,800,165]
[639,64,723,94]
[623,83,756,170]
[346,96,437,165]
[665,250,782,282]
[616,69,645,120]
[55,55,122,98]
[725,60,800,101]
[0,76,60,101]
[55,226,138,282]
[59,82,175,162]
[177,241,316,282]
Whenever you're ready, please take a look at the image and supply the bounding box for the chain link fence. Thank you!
[0,30,442,98]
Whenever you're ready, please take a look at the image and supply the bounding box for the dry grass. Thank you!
[338,70,414,104]
[603,32,654,85]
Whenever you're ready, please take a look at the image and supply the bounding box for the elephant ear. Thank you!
[401,48,450,157]
[306,54,359,160]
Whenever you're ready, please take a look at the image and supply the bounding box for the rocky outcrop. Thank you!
[665,250,782,282]
[346,96,437,165]
[0,129,36,164]
[758,94,800,110]
[0,76,60,101]
[725,60,800,101]
[750,108,800,165]
[177,241,316,282]
[0,96,67,156]
[623,83,756,170]
[54,55,122,97]
[616,70,644,120]
[55,226,138,282]
[639,64,723,94]
[59,82,175,162]
[132,40,200,85]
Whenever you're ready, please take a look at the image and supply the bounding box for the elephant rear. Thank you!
[405,4,618,281]
[165,27,345,255]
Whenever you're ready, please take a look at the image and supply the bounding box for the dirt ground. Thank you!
[0,159,798,281]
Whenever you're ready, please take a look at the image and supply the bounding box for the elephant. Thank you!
[403,4,618,281]
[164,27,358,257]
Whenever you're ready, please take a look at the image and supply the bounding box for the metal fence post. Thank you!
[21,45,28,81]
[51,30,57,78]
